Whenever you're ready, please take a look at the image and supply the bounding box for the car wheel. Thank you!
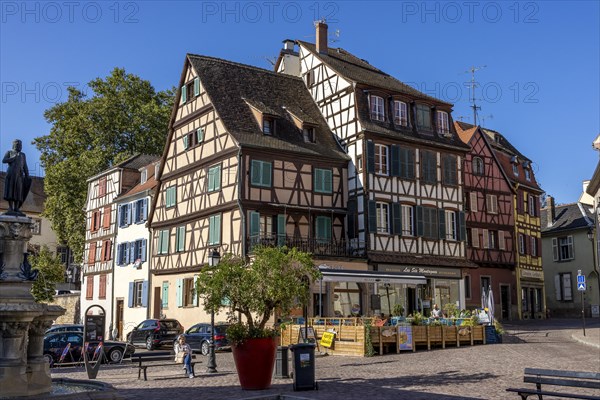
[43,354,54,368]
[146,336,154,351]
[201,341,209,356]
[108,348,123,363]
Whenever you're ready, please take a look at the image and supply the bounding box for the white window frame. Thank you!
[482,228,489,249]
[393,100,408,126]
[524,168,531,181]
[513,164,519,176]
[530,236,537,256]
[471,228,480,248]
[436,111,450,134]
[133,280,144,307]
[376,202,390,234]
[374,144,389,175]
[554,236,574,261]
[498,231,506,250]
[528,195,537,217]
[401,205,414,236]
[486,194,498,214]
[370,95,385,121]
[445,210,457,240]
[470,192,478,212]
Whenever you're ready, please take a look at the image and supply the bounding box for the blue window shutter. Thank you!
[392,203,402,235]
[141,281,148,308]
[367,141,375,174]
[124,243,130,264]
[438,209,446,239]
[128,282,134,308]
[117,205,122,227]
[390,145,400,177]
[181,85,187,103]
[323,217,331,240]
[143,198,148,221]
[141,239,147,262]
[416,206,424,237]
[133,201,138,223]
[126,204,132,226]
[129,242,136,263]
[116,244,122,266]
[194,77,200,96]
[368,200,377,233]
[277,214,286,246]
[347,198,357,239]
[249,211,260,237]
[176,279,183,308]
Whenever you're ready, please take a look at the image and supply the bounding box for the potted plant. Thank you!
[392,304,404,318]
[196,246,320,390]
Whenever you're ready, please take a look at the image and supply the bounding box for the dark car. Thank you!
[127,319,183,350]
[43,332,135,367]
[176,323,230,356]
[45,324,84,335]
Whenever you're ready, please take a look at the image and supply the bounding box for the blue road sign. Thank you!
[578,282,586,291]
[577,274,585,284]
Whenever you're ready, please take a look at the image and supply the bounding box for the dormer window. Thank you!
[513,164,519,176]
[416,104,432,130]
[303,127,315,143]
[140,168,147,184]
[370,95,385,121]
[436,111,450,135]
[524,168,531,181]
[263,117,274,135]
[154,162,160,179]
[394,101,408,126]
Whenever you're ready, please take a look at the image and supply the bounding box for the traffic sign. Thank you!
[577,274,585,284]
[578,282,586,291]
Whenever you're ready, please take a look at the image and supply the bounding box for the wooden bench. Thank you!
[506,368,600,399]
[131,351,199,381]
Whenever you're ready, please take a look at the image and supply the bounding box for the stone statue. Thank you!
[2,139,31,216]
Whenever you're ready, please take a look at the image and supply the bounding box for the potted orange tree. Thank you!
[196,246,320,390]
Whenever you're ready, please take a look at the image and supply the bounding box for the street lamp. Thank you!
[206,248,220,374]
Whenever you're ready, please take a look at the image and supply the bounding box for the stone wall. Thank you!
[49,294,81,324]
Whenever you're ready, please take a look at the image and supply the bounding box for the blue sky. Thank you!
[1,1,598,204]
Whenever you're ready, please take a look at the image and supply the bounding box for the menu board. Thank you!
[85,314,105,343]
[397,325,413,351]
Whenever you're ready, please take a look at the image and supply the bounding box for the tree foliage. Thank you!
[34,68,174,261]
[196,246,321,342]
[30,246,65,302]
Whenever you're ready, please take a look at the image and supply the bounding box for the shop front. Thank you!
[518,268,545,320]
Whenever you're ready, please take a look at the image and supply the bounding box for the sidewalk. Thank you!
[503,317,600,348]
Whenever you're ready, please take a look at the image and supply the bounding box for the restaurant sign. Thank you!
[379,265,462,279]
[520,268,544,281]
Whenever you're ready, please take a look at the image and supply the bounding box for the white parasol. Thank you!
[487,288,495,325]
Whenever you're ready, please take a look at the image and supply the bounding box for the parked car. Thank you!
[127,319,183,350]
[45,324,84,334]
[176,323,230,356]
[43,331,135,367]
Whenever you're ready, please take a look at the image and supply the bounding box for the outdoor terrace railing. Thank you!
[247,235,366,258]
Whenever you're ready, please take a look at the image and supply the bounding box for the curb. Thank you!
[571,334,600,349]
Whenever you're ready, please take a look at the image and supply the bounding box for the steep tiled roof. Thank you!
[541,202,594,234]
[117,154,161,171]
[187,55,349,161]
[117,162,159,200]
[297,41,451,105]
[454,121,478,145]
[0,172,46,214]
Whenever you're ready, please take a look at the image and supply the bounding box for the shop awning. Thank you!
[319,268,427,285]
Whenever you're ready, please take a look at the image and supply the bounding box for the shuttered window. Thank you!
[554,236,574,261]
[401,205,414,236]
[416,104,432,130]
[157,230,169,255]
[374,144,389,175]
[165,186,176,208]
[88,242,97,264]
[99,274,107,299]
[208,164,221,192]
[208,214,221,245]
[471,228,480,248]
[250,160,272,187]
[98,177,107,197]
[176,226,185,252]
[103,206,111,229]
[498,231,506,250]
[442,154,457,185]
[445,211,457,240]
[555,273,573,301]
[421,151,437,183]
[486,194,498,214]
[181,85,187,103]
[315,216,332,242]
[421,207,438,239]
[470,192,478,212]
[314,168,333,193]
[194,77,200,96]
[86,275,94,300]
[161,282,169,309]
[376,203,390,234]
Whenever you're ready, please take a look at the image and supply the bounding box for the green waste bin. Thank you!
[290,343,317,391]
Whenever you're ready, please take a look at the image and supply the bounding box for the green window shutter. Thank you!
[176,226,185,252]
[316,216,331,240]
[176,278,183,308]
[263,162,272,187]
[208,166,220,191]
[277,214,286,246]
[347,198,357,239]
[314,169,332,193]
[368,200,377,233]
[390,145,400,177]
[392,203,402,235]
[181,85,187,103]
[366,141,375,174]
[161,282,169,308]
[196,128,204,143]
[406,148,415,179]
[209,214,221,245]
[438,209,446,239]
[249,211,260,237]
[215,165,221,190]
[314,168,322,192]
[183,135,189,150]
[416,206,424,237]
[324,169,332,193]
[251,160,261,185]
[458,211,466,241]
[194,77,200,96]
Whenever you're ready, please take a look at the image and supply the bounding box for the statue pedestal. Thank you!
[0,214,66,397]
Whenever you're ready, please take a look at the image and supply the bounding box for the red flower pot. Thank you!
[232,337,277,390]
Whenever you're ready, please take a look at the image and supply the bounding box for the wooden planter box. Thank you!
[472,325,485,343]
[442,326,458,348]
[427,326,443,349]
[457,326,474,345]
[412,325,428,348]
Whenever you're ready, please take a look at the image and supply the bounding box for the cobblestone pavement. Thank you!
[50,319,600,400]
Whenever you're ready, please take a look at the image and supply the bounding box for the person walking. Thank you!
[175,335,194,378]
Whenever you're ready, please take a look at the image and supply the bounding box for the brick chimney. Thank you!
[316,21,328,54]
[547,196,556,227]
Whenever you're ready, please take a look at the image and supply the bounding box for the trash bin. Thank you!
[290,343,317,391]
[274,346,289,379]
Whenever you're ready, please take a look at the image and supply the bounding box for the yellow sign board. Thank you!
[320,331,335,348]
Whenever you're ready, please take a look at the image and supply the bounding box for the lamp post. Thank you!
[206,249,220,373]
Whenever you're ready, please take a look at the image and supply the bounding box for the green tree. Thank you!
[196,246,321,343]
[30,246,65,302]
[34,68,174,261]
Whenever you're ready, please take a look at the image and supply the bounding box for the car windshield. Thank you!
[161,320,179,329]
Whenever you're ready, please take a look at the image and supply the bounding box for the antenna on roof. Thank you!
[480,114,493,127]
[464,65,486,126]
[329,29,341,44]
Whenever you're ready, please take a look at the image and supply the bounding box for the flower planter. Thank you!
[232,337,277,390]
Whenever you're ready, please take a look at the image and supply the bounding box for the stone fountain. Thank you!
[1,139,65,397]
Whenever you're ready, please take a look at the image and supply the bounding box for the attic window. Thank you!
[154,163,161,179]
[524,168,531,181]
[140,168,148,184]
[513,164,519,176]
[303,127,315,143]
[306,69,315,87]
[416,104,432,130]
[263,117,274,135]
[370,95,385,122]
[436,111,450,135]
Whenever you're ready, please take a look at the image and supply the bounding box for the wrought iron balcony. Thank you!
[247,235,366,258]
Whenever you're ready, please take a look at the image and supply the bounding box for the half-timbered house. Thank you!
[113,158,159,340]
[275,23,476,317]
[457,121,544,319]
[148,55,350,328]
[455,123,517,320]
[82,154,157,337]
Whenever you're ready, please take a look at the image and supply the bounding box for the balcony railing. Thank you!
[247,235,366,258]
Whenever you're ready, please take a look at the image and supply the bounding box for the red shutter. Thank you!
[106,240,112,261]
[88,243,97,264]
[99,274,106,299]
[103,206,111,229]
[98,177,107,197]
[100,241,106,261]
[86,276,94,300]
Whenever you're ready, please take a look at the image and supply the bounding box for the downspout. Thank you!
[237,147,245,258]
[146,189,153,320]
